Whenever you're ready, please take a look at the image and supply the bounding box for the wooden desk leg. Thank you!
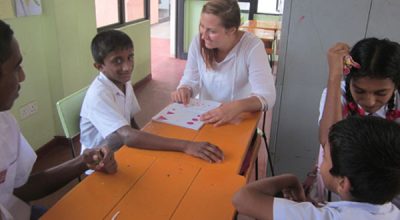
[255,157,259,180]
[239,132,262,182]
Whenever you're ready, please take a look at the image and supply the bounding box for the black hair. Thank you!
[344,38,400,116]
[91,30,133,64]
[0,20,14,65]
[328,116,400,204]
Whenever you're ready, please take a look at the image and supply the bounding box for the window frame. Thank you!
[239,0,283,19]
[96,0,150,32]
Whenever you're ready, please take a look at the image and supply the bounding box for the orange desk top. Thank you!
[41,147,156,220]
[171,168,245,220]
[41,113,259,220]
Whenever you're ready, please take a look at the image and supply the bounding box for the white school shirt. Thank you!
[0,111,37,220]
[80,72,141,152]
[274,198,400,220]
[178,32,276,109]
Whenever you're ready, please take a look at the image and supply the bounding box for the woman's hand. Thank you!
[327,42,350,78]
[200,101,242,127]
[171,87,191,105]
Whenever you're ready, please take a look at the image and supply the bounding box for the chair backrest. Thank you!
[56,87,88,139]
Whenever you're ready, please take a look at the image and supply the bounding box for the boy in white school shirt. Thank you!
[0,20,117,220]
[233,116,400,220]
[80,30,224,163]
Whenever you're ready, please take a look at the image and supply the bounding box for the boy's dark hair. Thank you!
[344,38,400,116]
[91,30,133,64]
[0,20,14,65]
[329,116,400,204]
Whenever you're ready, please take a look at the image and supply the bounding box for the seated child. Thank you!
[80,30,223,163]
[233,116,400,220]
[0,20,117,220]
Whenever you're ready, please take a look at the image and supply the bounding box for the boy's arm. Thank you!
[115,125,224,163]
[232,174,305,220]
[14,147,117,202]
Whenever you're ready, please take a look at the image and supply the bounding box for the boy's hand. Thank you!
[281,175,306,202]
[184,142,224,163]
[171,87,191,105]
[282,186,306,202]
[83,146,118,174]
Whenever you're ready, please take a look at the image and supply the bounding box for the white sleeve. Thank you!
[178,35,201,97]
[86,90,130,138]
[247,39,276,110]
[318,81,347,124]
[14,134,36,188]
[273,198,337,220]
[318,88,328,124]
[0,203,13,220]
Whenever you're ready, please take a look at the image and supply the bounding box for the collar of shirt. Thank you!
[327,201,394,215]
[362,104,387,117]
[98,72,130,97]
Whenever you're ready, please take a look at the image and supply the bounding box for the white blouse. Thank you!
[178,32,276,110]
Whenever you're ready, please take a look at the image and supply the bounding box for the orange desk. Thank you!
[41,113,260,220]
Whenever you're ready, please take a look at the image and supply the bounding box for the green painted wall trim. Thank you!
[184,0,206,52]
[118,21,151,84]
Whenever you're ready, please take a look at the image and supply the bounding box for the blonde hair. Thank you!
[200,0,241,69]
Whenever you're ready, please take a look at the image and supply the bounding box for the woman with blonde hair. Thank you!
[171,0,276,126]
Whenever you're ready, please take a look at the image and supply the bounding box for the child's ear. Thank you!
[93,63,103,71]
[336,176,353,199]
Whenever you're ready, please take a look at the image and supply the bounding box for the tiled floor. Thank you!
[31,30,274,212]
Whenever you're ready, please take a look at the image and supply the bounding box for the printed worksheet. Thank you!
[152,99,221,130]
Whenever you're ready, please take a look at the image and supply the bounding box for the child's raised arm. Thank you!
[319,43,350,146]
[232,174,305,220]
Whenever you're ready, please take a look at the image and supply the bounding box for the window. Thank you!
[95,0,149,29]
[258,0,284,14]
[238,0,283,19]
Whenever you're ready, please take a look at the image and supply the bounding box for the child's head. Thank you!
[0,20,25,111]
[344,38,400,116]
[0,20,14,65]
[322,116,400,204]
[91,30,134,88]
[91,30,133,64]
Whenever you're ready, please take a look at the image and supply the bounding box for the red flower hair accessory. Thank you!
[343,102,365,116]
[386,110,400,121]
[343,55,361,75]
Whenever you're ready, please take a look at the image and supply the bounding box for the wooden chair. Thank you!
[56,87,88,158]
